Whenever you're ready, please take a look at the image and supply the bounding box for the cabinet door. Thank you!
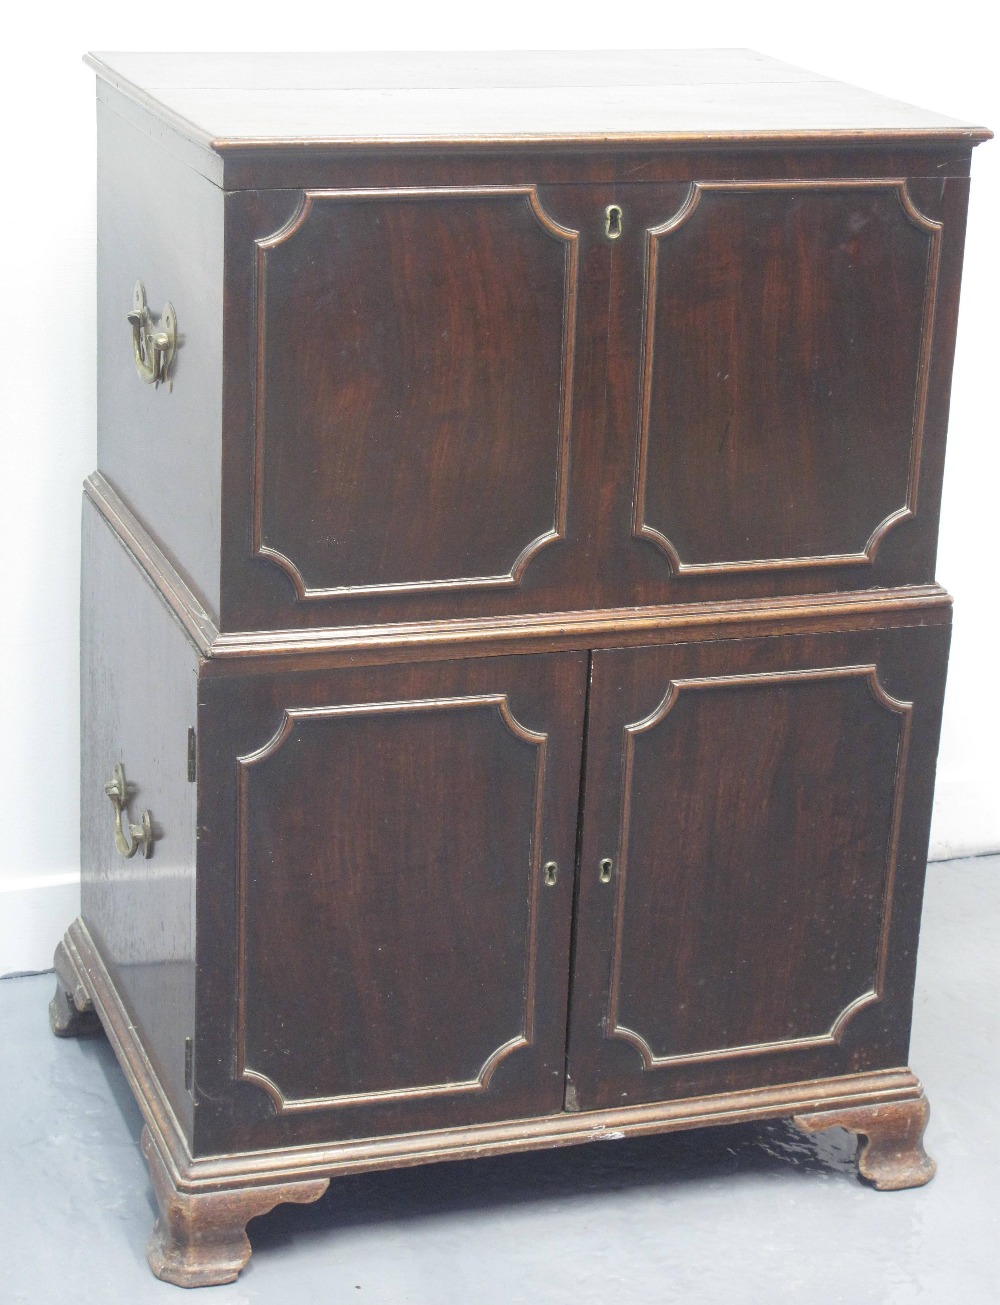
[565,625,949,1111]
[222,184,611,632]
[605,176,967,604]
[195,652,587,1152]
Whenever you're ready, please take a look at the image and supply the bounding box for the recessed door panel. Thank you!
[253,186,578,599]
[632,181,941,574]
[566,625,949,1110]
[196,653,587,1150]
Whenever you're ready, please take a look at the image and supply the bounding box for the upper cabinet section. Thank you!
[86,52,989,636]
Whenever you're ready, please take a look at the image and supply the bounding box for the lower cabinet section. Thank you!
[73,511,951,1165]
[567,624,950,1109]
[70,543,950,1284]
[185,623,948,1152]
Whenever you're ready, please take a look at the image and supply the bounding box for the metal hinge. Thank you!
[184,1037,194,1092]
[187,728,197,783]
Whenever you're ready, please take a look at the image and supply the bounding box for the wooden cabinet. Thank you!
[56,51,988,1286]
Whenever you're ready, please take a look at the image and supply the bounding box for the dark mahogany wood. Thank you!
[142,1126,329,1287]
[794,1094,936,1189]
[79,500,199,1136]
[565,623,950,1111]
[633,181,939,572]
[253,186,576,599]
[61,50,989,1287]
[191,651,587,1153]
[217,170,973,632]
[96,99,224,620]
[50,937,101,1038]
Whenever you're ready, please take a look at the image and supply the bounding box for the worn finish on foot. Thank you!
[49,938,101,1038]
[794,1092,936,1190]
[142,1127,330,1287]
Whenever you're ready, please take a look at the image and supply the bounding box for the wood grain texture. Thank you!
[80,475,955,670]
[252,187,576,598]
[216,170,973,631]
[49,937,101,1037]
[566,622,950,1111]
[794,1093,935,1189]
[85,51,989,149]
[80,499,200,1141]
[96,99,224,621]
[632,181,941,573]
[142,1125,328,1287]
[58,916,931,1190]
[72,52,985,1275]
[192,652,586,1154]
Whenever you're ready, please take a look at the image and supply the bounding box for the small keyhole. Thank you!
[544,861,558,887]
[599,858,614,883]
[604,205,623,240]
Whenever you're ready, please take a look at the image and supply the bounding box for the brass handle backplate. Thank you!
[104,762,154,859]
[126,280,176,387]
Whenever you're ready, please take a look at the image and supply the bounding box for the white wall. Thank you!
[1,2,997,975]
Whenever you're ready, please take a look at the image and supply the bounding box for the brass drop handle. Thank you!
[126,280,177,387]
[104,762,154,859]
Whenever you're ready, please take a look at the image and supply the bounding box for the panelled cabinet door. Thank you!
[223,184,604,630]
[565,625,949,1111]
[610,176,960,599]
[196,653,587,1151]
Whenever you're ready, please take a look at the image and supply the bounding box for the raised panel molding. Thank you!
[252,186,579,600]
[606,665,913,1069]
[632,180,943,574]
[236,694,548,1112]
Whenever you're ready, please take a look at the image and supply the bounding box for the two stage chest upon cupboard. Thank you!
[52,50,989,1287]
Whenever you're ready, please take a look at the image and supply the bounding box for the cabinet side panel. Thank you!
[81,499,199,1139]
[96,96,223,620]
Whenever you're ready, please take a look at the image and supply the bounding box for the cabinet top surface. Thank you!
[86,49,990,149]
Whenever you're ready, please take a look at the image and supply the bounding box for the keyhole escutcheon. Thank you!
[604,204,623,240]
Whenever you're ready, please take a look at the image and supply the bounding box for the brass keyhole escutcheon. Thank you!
[543,861,558,887]
[604,204,623,240]
[599,858,614,883]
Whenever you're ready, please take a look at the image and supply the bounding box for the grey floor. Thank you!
[3,857,998,1305]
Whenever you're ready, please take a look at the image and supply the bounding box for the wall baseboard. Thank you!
[1,875,80,978]
[929,777,1000,863]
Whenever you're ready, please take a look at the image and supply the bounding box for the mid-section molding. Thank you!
[251,185,579,601]
[84,472,219,655]
[606,664,913,1070]
[235,693,548,1113]
[84,471,953,665]
[632,178,944,576]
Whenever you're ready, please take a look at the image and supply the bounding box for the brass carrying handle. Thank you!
[104,763,154,859]
[126,280,176,387]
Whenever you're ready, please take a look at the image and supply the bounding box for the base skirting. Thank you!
[60,917,928,1198]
